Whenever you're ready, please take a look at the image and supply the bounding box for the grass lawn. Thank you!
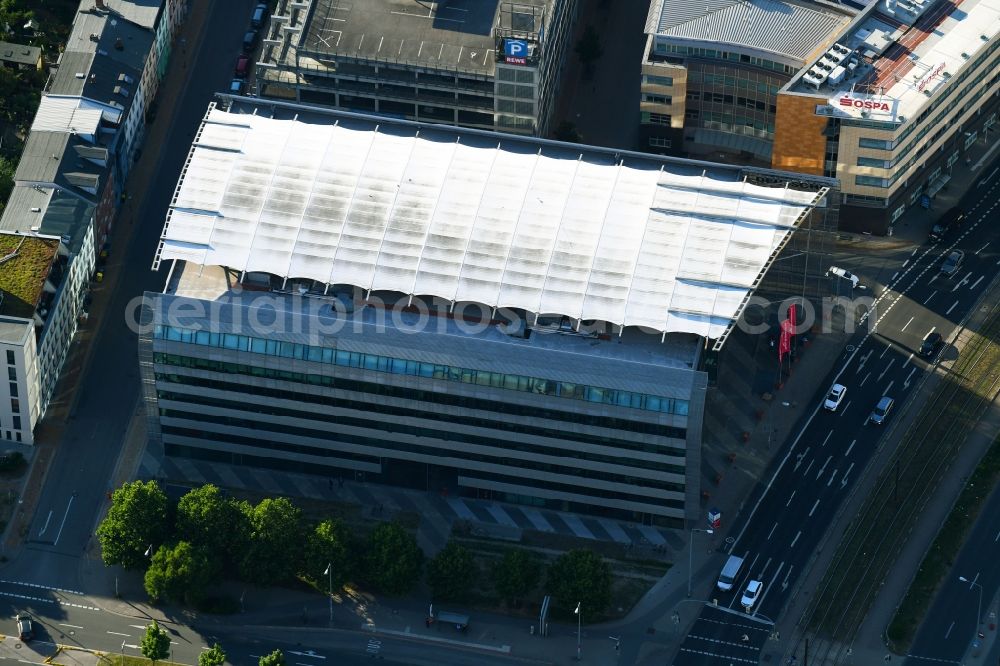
[94,654,186,665]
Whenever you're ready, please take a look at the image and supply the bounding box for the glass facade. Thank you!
[154,325,691,417]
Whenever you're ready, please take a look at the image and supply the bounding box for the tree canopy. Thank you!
[199,643,226,666]
[239,497,305,584]
[492,548,541,607]
[176,484,250,573]
[139,620,170,663]
[144,541,213,605]
[303,518,353,590]
[546,549,612,615]
[574,25,604,71]
[426,540,476,601]
[259,649,286,666]
[364,521,424,595]
[97,480,170,570]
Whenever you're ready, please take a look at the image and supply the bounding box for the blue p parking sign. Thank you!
[503,39,528,64]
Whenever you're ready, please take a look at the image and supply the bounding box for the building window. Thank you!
[857,156,889,168]
[641,112,671,126]
[8,383,15,398]
[6,368,14,381]
[10,399,18,414]
[643,94,671,105]
[859,137,891,150]
[855,175,889,188]
[891,204,906,222]
[5,351,13,365]
[15,432,20,443]
[649,137,672,148]
[643,74,673,86]
[12,416,19,430]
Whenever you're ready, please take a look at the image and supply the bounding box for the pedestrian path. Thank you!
[141,453,684,555]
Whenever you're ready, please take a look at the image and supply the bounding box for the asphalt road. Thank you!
[905,479,1000,664]
[672,157,1000,665]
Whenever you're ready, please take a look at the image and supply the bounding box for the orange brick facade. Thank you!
[771,93,828,176]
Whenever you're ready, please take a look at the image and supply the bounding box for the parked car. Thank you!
[823,383,847,411]
[251,2,267,28]
[919,331,943,357]
[869,396,894,425]
[940,250,964,277]
[929,207,967,243]
[229,78,245,94]
[16,613,33,641]
[243,29,258,52]
[741,580,763,610]
[827,266,860,289]
[235,54,250,78]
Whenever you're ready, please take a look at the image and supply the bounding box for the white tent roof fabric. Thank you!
[158,107,824,339]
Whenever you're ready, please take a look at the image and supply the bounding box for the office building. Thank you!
[639,0,852,160]
[773,0,1000,233]
[139,96,835,527]
[255,0,579,135]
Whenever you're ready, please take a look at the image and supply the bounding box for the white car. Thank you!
[741,580,763,610]
[824,383,847,411]
[828,266,860,288]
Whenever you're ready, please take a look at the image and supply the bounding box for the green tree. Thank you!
[364,521,423,595]
[546,549,611,615]
[139,620,170,664]
[144,540,213,605]
[176,484,250,573]
[492,548,541,607]
[96,480,170,570]
[303,519,352,590]
[426,540,476,601]
[239,497,304,584]
[0,155,15,219]
[259,649,286,666]
[199,643,227,666]
[574,25,603,75]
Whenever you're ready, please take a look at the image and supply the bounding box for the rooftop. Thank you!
[154,97,833,344]
[97,0,162,31]
[0,186,95,255]
[0,41,41,67]
[645,0,852,64]
[0,234,59,320]
[295,0,548,75]
[789,0,1000,121]
[162,263,705,397]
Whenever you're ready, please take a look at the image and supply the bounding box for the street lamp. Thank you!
[324,563,333,626]
[687,528,715,597]
[958,576,983,646]
[574,602,582,661]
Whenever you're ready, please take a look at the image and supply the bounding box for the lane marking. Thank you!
[38,510,52,537]
[107,631,130,637]
[884,380,895,395]
[59,623,84,629]
[677,648,757,664]
[970,275,984,290]
[901,316,914,331]
[827,469,838,487]
[821,431,833,448]
[816,456,832,480]
[945,620,955,639]
[924,290,937,305]
[995,529,1000,543]
[946,300,959,315]
[845,439,856,457]
[926,325,936,337]
[841,400,851,416]
[902,259,909,268]
[786,491,796,507]
[767,522,778,541]
[0,579,85,596]
[841,462,856,488]
[880,345,891,359]
[53,494,74,547]
[891,272,899,282]
[878,359,895,382]
[903,353,915,369]
[976,241,989,255]
[860,372,871,387]
[803,459,815,476]
[790,531,801,548]
[808,500,820,517]
[793,447,811,472]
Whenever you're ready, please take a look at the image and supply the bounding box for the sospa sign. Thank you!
[828,93,898,120]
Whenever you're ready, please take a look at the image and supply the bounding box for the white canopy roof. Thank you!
[157,106,826,339]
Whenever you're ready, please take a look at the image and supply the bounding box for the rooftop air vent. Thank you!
[114,38,124,50]
[30,208,41,213]
[75,72,85,78]
[90,33,99,41]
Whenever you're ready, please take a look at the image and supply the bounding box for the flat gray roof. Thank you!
[0,41,41,67]
[298,0,548,75]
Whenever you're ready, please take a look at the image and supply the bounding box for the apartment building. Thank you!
[773,0,1000,233]
[255,0,579,136]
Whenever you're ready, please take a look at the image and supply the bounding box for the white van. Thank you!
[717,555,744,591]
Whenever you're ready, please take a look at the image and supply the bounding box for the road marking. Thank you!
[786,491,796,507]
[903,353,915,369]
[53,494,74,547]
[902,259,909,268]
[808,500,820,517]
[845,439,856,457]
[0,580,85,596]
[969,573,980,586]
[945,621,955,639]
[828,469,838,487]
[891,272,899,282]
[970,275,984,290]
[858,350,873,372]
[878,359,895,381]
[677,648,757,664]
[38,510,52,537]
[781,565,794,591]
[926,326,936,337]
[953,272,972,292]
[884,380,895,395]
[288,650,327,659]
[904,367,917,390]
[995,529,1000,542]
[794,447,811,472]
[924,290,937,304]
[59,623,84,629]
[841,400,851,416]
[753,561,784,616]
[901,316,914,331]
[947,300,959,315]
[816,455,832,480]
[976,241,990,255]
[0,589,98,611]
[790,531,801,548]
[128,625,148,629]
[803,459,815,476]
[880,345,891,359]
[841,462,856,488]
[107,631,130,637]
[767,522,778,541]
[821,431,832,447]
[758,557,773,580]
[860,372,871,387]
